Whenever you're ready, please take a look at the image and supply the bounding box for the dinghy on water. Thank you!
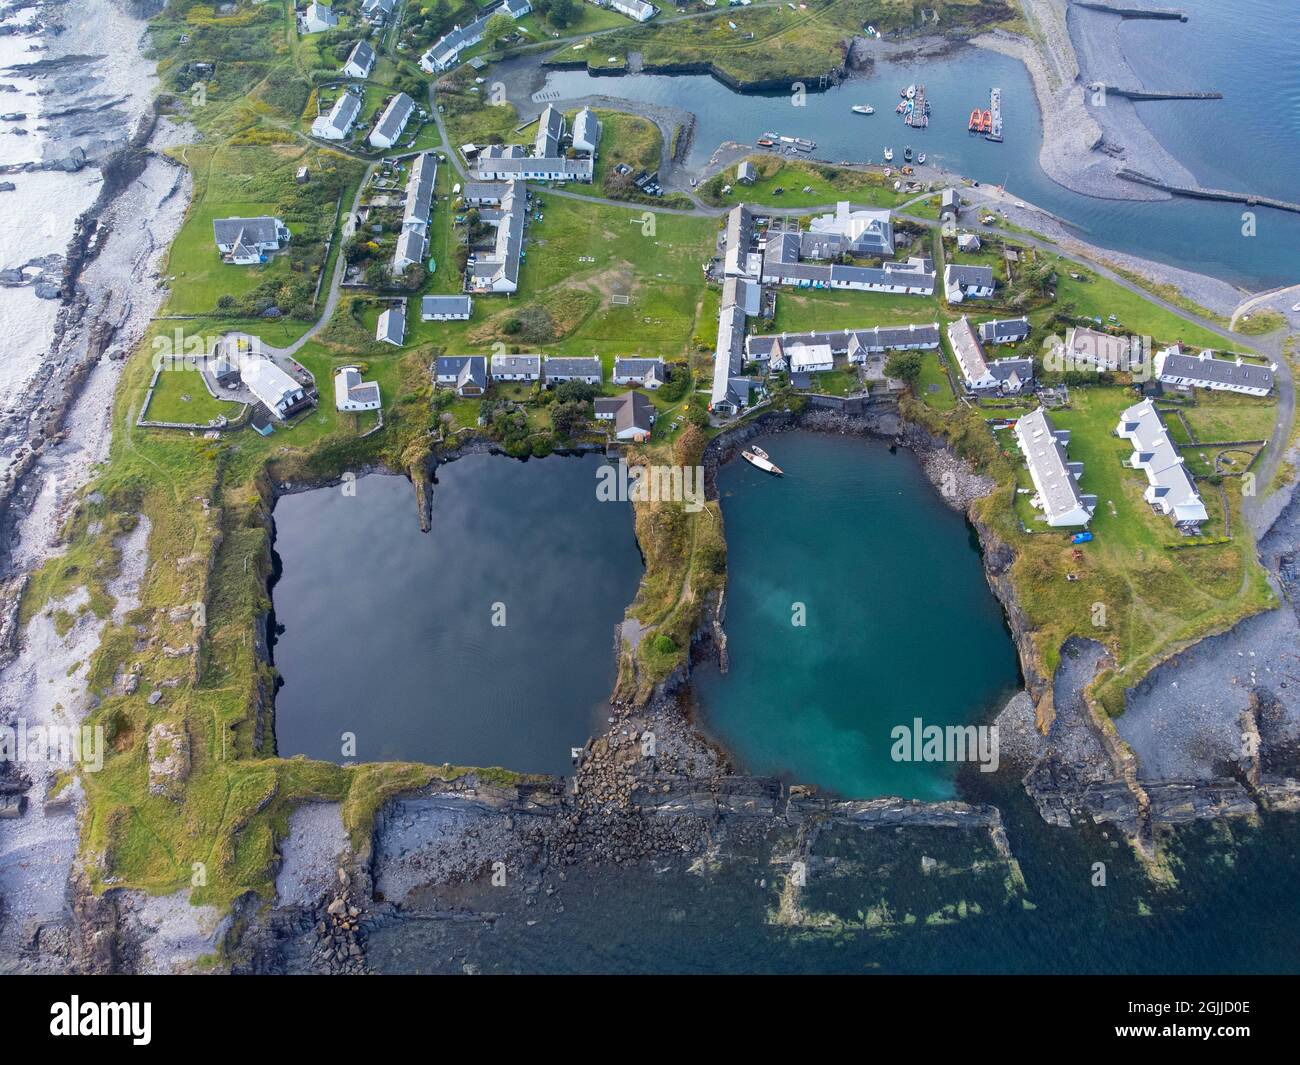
[742,446,783,475]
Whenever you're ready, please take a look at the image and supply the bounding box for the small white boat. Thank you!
[742,449,783,475]
[906,84,916,99]
[917,152,926,164]
[851,104,875,115]
[883,146,894,161]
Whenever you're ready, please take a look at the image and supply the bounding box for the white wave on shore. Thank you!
[0,0,163,451]
[0,0,194,972]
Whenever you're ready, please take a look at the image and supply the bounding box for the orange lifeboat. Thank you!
[968,108,982,131]
[981,109,993,132]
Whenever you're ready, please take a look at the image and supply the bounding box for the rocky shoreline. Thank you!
[0,0,194,973]
[18,391,1300,972]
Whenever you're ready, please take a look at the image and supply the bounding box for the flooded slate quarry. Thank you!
[694,432,1022,800]
[269,456,643,775]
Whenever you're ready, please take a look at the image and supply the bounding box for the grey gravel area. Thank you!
[1064,4,1200,190]
[991,690,1042,769]
[1045,638,1115,784]
[1117,492,1300,781]
[274,803,350,909]
[373,795,527,906]
[117,889,229,975]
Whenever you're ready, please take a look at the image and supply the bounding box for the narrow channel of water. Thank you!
[539,31,1300,290]
[693,432,1022,800]
[269,458,643,775]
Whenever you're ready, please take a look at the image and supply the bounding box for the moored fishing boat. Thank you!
[742,449,783,475]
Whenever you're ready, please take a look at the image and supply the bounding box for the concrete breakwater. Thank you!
[1073,2,1189,20]
[1116,168,1300,215]
[1097,86,1222,100]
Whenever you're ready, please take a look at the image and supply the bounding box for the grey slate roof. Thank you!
[212,216,283,247]
[393,228,426,269]
[1158,349,1274,392]
[947,315,991,387]
[317,91,361,137]
[544,356,602,379]
[425,12,492,69]
[597,390,654,435]
[573,107,600,151]
[534,104,565,158]
[466,181,525,290]
[746,322,939,359]
[1014,409,1095,526]
[463,181,505,204]
[614,357,665,378]
[944,263,995,289]
[376,308,405,345]
[1117,398,1208,524]
[472,153,593,180]
[1063,326,1136,371]
[990,357,1034,387]
[344,39,376,76]
[436,356,488,390]
[978,316,1030,344]
[371,92,415,145]
[402,152,436,228]
[421,295,472,317]
[491,353,542,377]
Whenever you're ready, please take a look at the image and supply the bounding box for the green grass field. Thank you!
[984,385,1276,713]
[770,288,945,332]
[408,193,715,363]
[1050,268,1233,351]
[145,369,244,426]
[701,156,907,210]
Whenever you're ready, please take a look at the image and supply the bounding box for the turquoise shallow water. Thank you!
[693,432,1021,800]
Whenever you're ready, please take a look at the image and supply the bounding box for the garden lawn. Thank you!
[145,369,244,426]
[703,157,907,210]
[770,287,946,331]
[164,198,289,313]
[1051,268,1235,351]
[987,384,1276,713]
